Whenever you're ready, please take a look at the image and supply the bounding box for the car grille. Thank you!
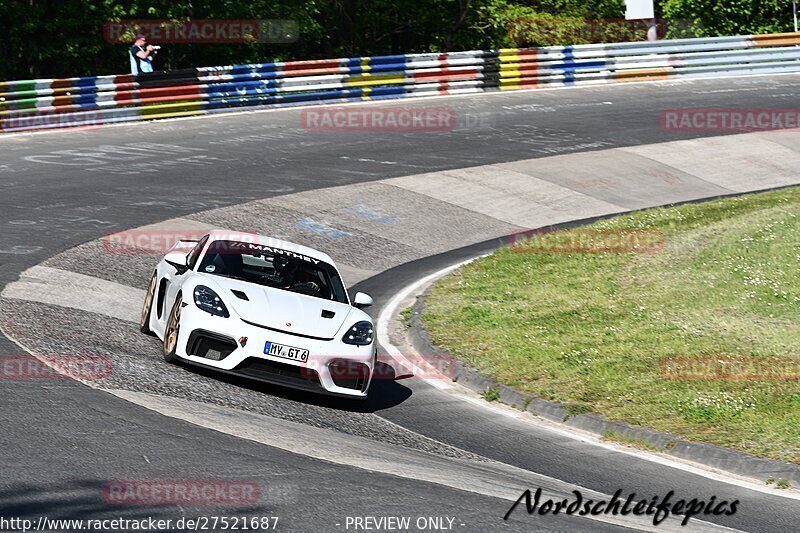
[234,358,320,387]
[328,359,370,391]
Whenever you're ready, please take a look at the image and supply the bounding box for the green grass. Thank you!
[481,387,501,402]
[421,187,800,464]
[400,306,414,329]
[601,431,661,452]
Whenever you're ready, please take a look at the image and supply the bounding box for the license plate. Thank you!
[264,341,309,362]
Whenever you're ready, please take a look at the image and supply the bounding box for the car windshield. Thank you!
[197,240,348,304]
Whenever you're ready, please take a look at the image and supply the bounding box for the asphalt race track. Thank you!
[2,75,800,532]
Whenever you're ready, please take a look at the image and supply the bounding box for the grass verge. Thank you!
[601,431,663,452]
[421,187,800,464]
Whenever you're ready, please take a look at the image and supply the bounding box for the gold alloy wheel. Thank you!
[140,273,157,329]
[164,298,182,355]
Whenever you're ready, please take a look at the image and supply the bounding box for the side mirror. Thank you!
[165,253,189,275]
[353,292,373,309]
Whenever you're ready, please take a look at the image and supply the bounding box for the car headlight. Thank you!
[193,285,229,318]
[342,321,374,346]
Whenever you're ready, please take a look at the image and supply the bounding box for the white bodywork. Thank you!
[143,230,376,398]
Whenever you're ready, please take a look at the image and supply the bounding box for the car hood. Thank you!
[203,275,354,339]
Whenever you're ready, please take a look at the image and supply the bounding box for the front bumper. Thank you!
[173,304,375,398]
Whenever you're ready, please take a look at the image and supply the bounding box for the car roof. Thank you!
[204,230,337,266]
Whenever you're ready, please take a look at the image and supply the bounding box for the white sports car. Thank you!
[139,230,376,399]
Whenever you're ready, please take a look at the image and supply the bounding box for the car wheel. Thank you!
[139,272,157,335]
[163,294,183,364]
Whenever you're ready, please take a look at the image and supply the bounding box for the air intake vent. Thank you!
[231,290,249,301]
[321,310,336,319]
[186,330,238,361]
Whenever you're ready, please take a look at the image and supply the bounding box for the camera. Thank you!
[151,45,161,50]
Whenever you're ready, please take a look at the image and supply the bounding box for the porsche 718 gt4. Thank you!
[139,230,376,399]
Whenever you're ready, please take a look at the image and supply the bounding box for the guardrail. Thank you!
[2,32,799,133]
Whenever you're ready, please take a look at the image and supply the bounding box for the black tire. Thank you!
[139,272,157,335]
[163,294,183,364]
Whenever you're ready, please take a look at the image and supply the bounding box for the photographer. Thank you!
[129,33,159,74]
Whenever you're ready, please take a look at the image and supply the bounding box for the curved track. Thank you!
[2,75,800,532]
